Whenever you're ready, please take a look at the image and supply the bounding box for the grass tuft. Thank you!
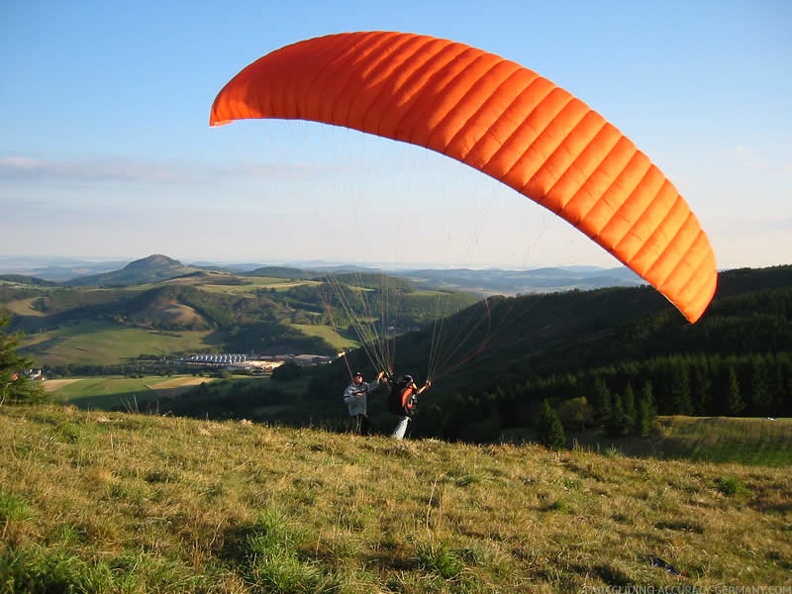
[0,491,32,523]
[716,475,748,497]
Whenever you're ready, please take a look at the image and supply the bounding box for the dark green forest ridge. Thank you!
[402,264,792,441]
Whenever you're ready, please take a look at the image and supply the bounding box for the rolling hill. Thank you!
[62,254,200,287]
[1,255,481,367]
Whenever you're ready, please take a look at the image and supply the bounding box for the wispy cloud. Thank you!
[0,155,354,185]
[731,146,792,173]
[0,155,192,183]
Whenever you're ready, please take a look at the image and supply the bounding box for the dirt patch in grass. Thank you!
[147,376,212,398]
[41,379,82,392]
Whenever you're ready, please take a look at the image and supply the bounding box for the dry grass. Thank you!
[2,297,48,317]
[0,405,789,593]
[41,378,82,393]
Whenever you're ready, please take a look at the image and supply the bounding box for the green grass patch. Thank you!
[0,490,32,522]
[654,416,792,466]
[46,375,215,410]
[46,374,311,414]
[19,320,219,366]
[573,416,792,467]
[198,277,322,295]
[288,323,358,351]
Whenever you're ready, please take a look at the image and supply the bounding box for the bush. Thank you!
[271,361,304,381]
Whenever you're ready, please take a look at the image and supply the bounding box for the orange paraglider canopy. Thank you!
[211,31,717,323]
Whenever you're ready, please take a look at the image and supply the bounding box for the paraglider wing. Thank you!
[210,31,717,323]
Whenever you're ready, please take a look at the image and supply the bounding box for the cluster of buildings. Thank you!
[173,353,335,373]
[11,369,46,381]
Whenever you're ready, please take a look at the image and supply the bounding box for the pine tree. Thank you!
[1,315,46,406]
[691,361,713,416]
[591,376,612,422]
[605,392,630,437]
[536,399,565,450]
[636,381,657,437]
[726,366,745,416]
[750,356,772,416]
[622,383,636,431]
[670,363,693,415]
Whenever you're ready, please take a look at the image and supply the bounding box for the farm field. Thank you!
[44,374,220,409]
[288,322,357,351]
[155,274,321,295]
[18,320,221,366]
[3,297,49,317]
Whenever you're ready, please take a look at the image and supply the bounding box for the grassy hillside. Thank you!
[0,405,789,592]
[17,320,220,366]
[46,371,792,467]
[43,374,218,409]
[569,416,792,467]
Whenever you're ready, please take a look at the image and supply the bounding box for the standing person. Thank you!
[383,373,431,440]
[342,371,384,435]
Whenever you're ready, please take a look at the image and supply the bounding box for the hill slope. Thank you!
[0,405,788,592]
[3,265,482,366]
[64,254,199,287]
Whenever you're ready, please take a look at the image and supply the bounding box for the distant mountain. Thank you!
[0,257,129,283]
[64,255,201,287]
[0,253,716,296]
[400,266,644,295]
[0,274,59,287]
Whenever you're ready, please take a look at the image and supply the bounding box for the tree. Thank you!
[750,356,773,416]
[605,392,631,437]
[271,361,304,381]
[536,399,566,450]
[591,377,612,422]
[635,381,657,437]
[670,363,693,415]
[726,366,745,416]
[0,315,47,406]
[556,396,593,432]
[622,383,637,430]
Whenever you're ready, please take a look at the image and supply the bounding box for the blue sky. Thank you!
[1,0,790,271]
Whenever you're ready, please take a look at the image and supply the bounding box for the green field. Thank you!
[288,323,356,351]
[19,320,221,366]
[652,415,791,466]
[44,375,219,410]
[162,276,322,295]
[571,416,792,467]
[43,373,311,412]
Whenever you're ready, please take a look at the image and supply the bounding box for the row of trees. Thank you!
[522,352,792,419]
[404,352,788,443]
